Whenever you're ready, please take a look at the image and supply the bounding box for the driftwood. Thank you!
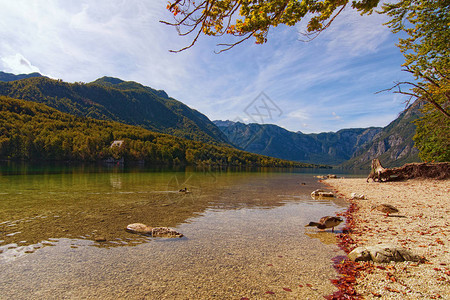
[367,159,450,182]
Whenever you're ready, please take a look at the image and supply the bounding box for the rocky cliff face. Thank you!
[214,120,383,166]
[215,103,422,168]
[342,103,422,168]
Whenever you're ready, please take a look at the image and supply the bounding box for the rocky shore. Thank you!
[323,178,450,299]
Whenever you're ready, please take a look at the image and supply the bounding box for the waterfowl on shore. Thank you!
[371,204,399,216]
[179,187,188,193]
[305,216,343,232]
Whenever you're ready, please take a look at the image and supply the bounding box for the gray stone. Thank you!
[348,247,372,262]
[311,189,335,198]
[348,244,422,263]
[350,192,366,200]
[152,227,183,238]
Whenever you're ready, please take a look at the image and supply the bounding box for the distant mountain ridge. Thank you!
[0,73,228,145]
[214,120,383,165]
[214,103,421,168]
[0,71,44,81]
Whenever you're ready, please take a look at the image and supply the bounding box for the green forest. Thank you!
[0,76,229,145]
[0,96,322,168]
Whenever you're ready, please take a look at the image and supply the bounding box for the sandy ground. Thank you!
[324,178,450,299]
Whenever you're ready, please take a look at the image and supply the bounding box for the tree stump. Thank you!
[366,159,388,182]
[367,158,450,182]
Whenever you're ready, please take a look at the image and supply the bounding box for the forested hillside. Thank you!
[0,75,229,145]
[0,96,320,168]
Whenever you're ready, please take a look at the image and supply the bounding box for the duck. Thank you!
[371,204,399,217]
[305,216,343,232]
[179,187,188,193]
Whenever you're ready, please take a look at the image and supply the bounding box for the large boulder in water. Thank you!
[126,223,183,238]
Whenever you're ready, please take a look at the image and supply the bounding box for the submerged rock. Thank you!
[348,244,423,263]
[125,223,183,238]
[151,227,183,238]
[125,223,153,234]
[311,189,335,198]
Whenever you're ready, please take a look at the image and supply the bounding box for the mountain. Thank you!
[0,73,229,145]
[0,71,44,82]
[0,95,321,168]
[214,120,382,165]
[341,102,422,169]
[215,103,422,168]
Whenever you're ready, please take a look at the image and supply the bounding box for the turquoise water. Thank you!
[0,165,350,299]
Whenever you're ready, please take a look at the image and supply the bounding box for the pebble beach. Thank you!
[324,178,450,299]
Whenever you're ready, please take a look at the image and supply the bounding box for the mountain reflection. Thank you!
[0,167,339,253]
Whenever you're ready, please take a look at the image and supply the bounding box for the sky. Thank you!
[0,0,413,134]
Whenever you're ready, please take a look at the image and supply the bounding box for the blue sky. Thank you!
[0,0,413,133]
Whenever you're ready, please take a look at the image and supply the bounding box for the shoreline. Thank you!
[323,178,450,299]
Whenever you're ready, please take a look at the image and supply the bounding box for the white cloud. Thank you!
[1,53,41,74]
[331,112,342,120]
[0,0,410,134]
[287,108,310,121]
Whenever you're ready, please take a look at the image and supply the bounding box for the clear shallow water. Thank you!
[0,166,349,299]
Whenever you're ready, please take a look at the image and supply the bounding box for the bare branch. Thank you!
[378,81,450,119]
[215,33,256,53]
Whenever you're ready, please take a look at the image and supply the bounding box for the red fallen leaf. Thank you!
[436,277,445,281]
[240,298,249,300]
[371,291,382,297]
[278,255,283,258]
[283,288,292,292]
[385,287,400,293]
[267,264,273,266]
[434,268,442,271]
[265,291,275,294]
[344,276,356,283]
[445,271,450,276]
[298,284,303,288]
[377,266,386,270]
[306,283,312,287]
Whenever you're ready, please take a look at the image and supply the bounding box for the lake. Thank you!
[0,164,354,299]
